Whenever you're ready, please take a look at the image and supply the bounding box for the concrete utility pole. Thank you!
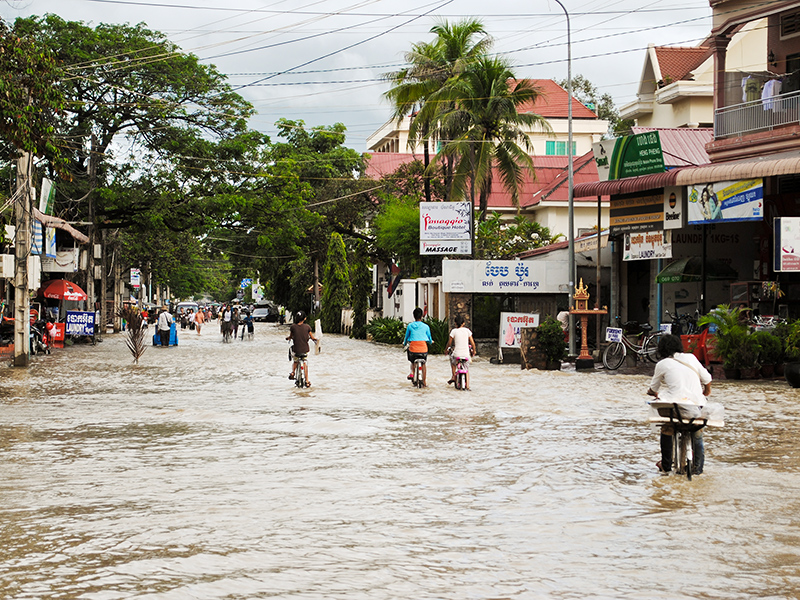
[14,151,32,367]
[86,135,98,339]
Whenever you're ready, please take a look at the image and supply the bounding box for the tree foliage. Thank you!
[350,241,371,340]
[476,212,562,259]
[556,74,633,138]
[372,196,420,275]
[320,232,350,334]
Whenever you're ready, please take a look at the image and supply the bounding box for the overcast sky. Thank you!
[1,0,713,150]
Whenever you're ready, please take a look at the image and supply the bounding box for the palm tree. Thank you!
[383,19,492,201]
[429,56,552,221]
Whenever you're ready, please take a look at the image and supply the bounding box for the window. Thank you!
[545,140,577,156]
[781,11,800,39]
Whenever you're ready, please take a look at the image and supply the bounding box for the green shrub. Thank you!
[536,316,567,363]
[423,316,449,354]
[752,330,782,365]
[366,316,406,345]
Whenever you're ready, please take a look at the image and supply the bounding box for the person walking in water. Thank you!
[402,307,432,387]
[195,306,204,335]
[157,305,173,347]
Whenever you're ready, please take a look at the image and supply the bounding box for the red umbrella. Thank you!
[39,279,88,302]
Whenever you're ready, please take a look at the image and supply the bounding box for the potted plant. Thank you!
[535,316,567,370]
[752,330,781,378]
[698,304,751,379]
[735,333,761,379]
[783,321,800,387]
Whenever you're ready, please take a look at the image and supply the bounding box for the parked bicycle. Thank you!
[602,317,664,370]
[664,309,700,335]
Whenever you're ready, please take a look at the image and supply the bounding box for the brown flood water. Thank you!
[0,322,799,599]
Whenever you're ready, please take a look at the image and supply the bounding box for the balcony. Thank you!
[715,90,800,139]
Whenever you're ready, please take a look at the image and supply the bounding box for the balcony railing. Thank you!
[714,90,800,139]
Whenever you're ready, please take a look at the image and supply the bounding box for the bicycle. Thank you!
[602,317,664,370]
[648,401,718,480]
[411,357,426,388]
[453,357,469,390]
[292,354,309,388]
[664,309,700,335]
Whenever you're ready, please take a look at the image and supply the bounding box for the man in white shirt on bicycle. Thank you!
[647,334,712,475]
[445,314,477,390]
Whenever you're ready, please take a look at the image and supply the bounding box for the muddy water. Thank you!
[0,323,799,599]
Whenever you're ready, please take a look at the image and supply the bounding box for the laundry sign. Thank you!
[623,230,672,261]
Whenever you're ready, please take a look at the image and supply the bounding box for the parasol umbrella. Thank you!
[655,257,738,284]
[39,279,88,301]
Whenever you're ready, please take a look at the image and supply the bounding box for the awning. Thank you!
[573,150,800,197]
[33,208,89,244]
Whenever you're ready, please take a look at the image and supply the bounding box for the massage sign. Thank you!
[419,202,472,255]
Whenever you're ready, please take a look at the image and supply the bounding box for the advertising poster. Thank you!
[65,311,95,336]
[623,230,672,261]
[499,312,539,349]
[419,202,471,240]
[663,186,684,230]
[687,179,763,224]
[774,217,800,272]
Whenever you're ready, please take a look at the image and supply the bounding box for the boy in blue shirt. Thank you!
[402,307,433,386]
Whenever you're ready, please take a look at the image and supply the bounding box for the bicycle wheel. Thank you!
[455,371,463,390]
[602,342,626,370]
[644,333,662,363]
[673,432,683,475]
[685,431,694,481]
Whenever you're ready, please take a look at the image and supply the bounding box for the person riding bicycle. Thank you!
[287,311,317,387]
[445,314,477,389]
[647,334,712,475]
[403,307,432,387]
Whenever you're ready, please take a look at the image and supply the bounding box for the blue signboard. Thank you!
[65,311,95,336]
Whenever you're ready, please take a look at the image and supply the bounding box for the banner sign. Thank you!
[774,217,800,271]
[499,312,539,349]
[419,202,471,240]
[592,131,665,181]
[130,268,141,288]
[420,240,472,255]
[623,230,672,261]
[442,259,568,294]
[609,192,665,233]
[65,310,95,336]
[687,179,763,224]
[663,186,684,230]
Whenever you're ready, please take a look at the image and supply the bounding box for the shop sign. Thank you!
[65,310,95,336]
[609,192,664,234]
[623,230,672,261]
[499,312,539,349]
[687,179,763,224]
[419,201,471,240]
[774,217,800,271]
[592,131,665,181]
[420,240,472,255]
[575,232,608,253]
[663,186,684,229]
[442,259,566,293]
[130,268,141,288]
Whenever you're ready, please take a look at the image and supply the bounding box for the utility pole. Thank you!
[14,151,32,367]
[87,135,97,341]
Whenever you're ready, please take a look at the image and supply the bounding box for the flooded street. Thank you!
[1,322,799,599]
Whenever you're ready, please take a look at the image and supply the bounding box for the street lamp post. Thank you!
[553,0,575,356]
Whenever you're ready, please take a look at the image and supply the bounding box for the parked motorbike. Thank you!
[30,319,51,355]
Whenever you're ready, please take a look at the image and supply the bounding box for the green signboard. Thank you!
[592,131,666,181]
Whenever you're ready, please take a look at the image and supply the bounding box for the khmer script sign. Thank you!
[442,259,567,293]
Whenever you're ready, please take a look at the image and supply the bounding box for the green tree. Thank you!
[383,19,492,201]
[320,232,350,334]
[429,56,551,220]
[556,74,633,138]
[0,18,64,162]
[350,241,372,340]
[476,212,562,259]
[372,196,420,276]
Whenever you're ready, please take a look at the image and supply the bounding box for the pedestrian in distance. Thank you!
[195,307,204,335]
[287,311,317,387]
[402,307,432,387]
[157,305,173,347]
[445,314,477,389]
[647,334,712,475]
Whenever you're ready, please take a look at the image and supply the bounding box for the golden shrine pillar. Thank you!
[569,278,608,371]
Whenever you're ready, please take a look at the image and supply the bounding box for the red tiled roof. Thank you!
[654,46,711,82]
[365,152,606,210]
[516,79,598,120]
[631,127,713,168]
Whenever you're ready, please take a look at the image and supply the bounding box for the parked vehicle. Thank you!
[252,304,279,322]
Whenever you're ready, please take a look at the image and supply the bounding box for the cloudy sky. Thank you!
[1,0,713,150]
